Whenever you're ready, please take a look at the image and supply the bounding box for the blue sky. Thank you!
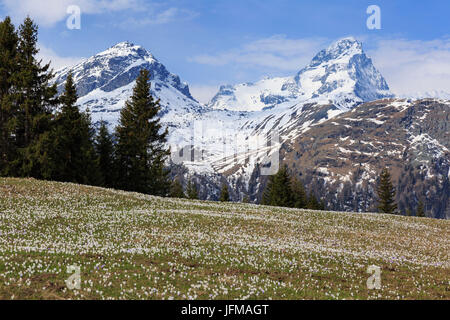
[1,0,450,102]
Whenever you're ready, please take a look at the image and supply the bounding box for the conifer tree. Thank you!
[261,166,293,207]
[261,181,271,205]
[377,168,398,214]
[0,17,19,176]
[170,179,186,198]
[319,200,326,211]
[46,72,99,184]
[186,179,199,200]
[416,200,425,218]
[406,208,412,217]
[95,121,115,188]
[115,69,170,195]
[291,177,307,209]
[15,17,58,177]
[219,184,230,202]
[307,192,320,210]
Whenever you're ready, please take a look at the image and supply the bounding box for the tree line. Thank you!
[256,165,426,217]
[261,165,325,210]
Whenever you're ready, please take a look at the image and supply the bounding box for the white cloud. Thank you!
[116,7,198,28]
[190,35,328,72]
[37,44,84,70]
[190,85,220,104]
[368,38,450,96]
[0,0,143,26]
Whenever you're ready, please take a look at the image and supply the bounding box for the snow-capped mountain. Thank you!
[207,38,395,184]
[54,42,206,137]
[209,37,393,112]
[53,42,252,176]
[209,77,294,112]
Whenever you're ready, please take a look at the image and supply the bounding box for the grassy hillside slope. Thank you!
[0,178,448,300]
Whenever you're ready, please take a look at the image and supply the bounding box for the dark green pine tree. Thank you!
[416,200,425,218]
[15,17,58,177]
[0,17,19,176]
[170,178,186,198]
[406,208,412,217]
[291,177,307,209]
[261,166,293,207]
[261,181,271,205]
[186,179,199,200]
[307,192,320,210]
[219,184,230,202]
[45,72,99,185]
[115,69,170,195]
[95,121,115,188]
[377,168,398,214]
[318,199,326,211]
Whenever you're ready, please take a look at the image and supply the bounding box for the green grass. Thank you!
[0,177,448,300]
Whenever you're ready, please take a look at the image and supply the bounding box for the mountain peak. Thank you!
[54,41,196,101]
[333,36,360,45]
[99,41,154,60]
[329,37,362,53]
[112,41,135,48]
[294,36,392,105]
[308,37,362,68]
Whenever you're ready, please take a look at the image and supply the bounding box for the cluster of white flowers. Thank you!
[0,177,448,300]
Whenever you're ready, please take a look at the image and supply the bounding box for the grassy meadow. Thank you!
[0,178,448,300]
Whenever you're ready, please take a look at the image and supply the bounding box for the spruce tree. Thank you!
[0,17,19,176]
[291,177,307,209]
[377,168,398,214]
[115,69,170,195]
[170,179,186,198]
[46,72,99,184]
[406,208,412,217]
[261,166,293,207]
[219,184,230,202]
[186,179,199,200]
[307,192,320,210]
[15,17,58,177]
[416,200,425,218]
[261,180,271,205]
[95,121,115,188]
[318,200,326,211]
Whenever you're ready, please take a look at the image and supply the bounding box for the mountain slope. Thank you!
[1,178,449,299]
[272,99,449,218]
